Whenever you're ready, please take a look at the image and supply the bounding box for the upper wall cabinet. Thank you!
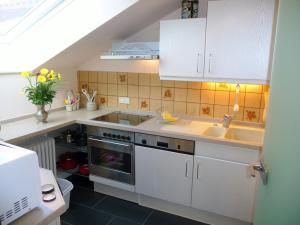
[159,0,276,83]
[159,18,206,80]
[204,0,276,83]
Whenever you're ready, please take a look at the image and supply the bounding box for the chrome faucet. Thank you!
[223,114,233,128]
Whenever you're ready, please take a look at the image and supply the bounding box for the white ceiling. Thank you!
[44,0,181,69]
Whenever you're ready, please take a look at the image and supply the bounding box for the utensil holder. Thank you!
[86,101,96,111]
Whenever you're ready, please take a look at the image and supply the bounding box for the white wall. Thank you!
[78,9,181,73]
[0,67,77,121]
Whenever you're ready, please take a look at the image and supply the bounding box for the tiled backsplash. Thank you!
[78,71,269,123]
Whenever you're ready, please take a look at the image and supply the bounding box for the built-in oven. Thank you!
[87,127,135,185]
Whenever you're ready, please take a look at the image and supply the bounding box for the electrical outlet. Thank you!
[119,97,130,104]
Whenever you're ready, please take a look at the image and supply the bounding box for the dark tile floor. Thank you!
[61,175,208,225]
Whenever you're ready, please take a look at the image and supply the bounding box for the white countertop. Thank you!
[0,108,264,150]
[11,168,66,225]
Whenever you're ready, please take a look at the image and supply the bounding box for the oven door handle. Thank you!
[88,137,132,149]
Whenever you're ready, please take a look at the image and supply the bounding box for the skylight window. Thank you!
[0,0,67,43]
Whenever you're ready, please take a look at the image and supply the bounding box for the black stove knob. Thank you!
[107,133,111,137]
[112,134,116,138]
[103,133,107,137]
[141,139,147,145]
[126,136,131,141]
[121,136,126,139]
[117,135,121,139]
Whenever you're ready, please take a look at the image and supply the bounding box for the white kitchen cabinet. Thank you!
[159,18,206,80]
[192,142,259,222]
[204,0,276,83]
[135,146,193,206]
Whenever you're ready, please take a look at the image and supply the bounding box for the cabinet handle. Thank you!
[196,163,200,179]
[185,161,188,177]
[208,54,213,73]
[196,53,200,73]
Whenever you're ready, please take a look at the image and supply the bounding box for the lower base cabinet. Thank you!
[192,155,257,222]
[135,146,193,206]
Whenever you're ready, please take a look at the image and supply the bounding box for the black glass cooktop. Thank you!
[92,111,152,126]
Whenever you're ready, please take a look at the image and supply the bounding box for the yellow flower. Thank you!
[37,75,46,83]
[21,71,32,77]
[57,73,62,80]
[47,73,56,80]
[40,68,49,75]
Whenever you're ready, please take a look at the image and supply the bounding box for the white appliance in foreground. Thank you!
[0,141,41,225]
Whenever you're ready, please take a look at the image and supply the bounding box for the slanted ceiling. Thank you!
[44,0,181,69]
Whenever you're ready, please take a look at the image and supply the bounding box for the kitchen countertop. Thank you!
[0,108,264,150]
[11,168,66,225]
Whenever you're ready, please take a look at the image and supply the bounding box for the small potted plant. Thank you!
[21,68,62,122]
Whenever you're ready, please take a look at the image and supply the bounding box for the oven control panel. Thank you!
[87,126,135,142]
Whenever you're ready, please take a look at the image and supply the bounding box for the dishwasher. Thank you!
[134,133,195,206]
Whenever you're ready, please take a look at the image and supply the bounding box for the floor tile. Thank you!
[62,204,112,225]
[144,210,208,225]
[71,186,106,207]
[108,217,140,225]
[66,175,94,190]
[95,196,152,223]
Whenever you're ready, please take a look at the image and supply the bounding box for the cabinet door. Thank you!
[192,156,256,222]
[159,18,206,80]
[204,0,275,82]
[135,146,193,206]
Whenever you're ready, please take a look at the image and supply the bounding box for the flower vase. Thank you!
[35,105,48,122]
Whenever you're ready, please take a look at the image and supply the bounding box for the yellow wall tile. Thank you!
[139,98,150,111]
[162,100,174,112]
[187,89,201,103]
[107,96,118,107]
[188,82,201,89]
[150,99,162,112]
[214,91,230,105]
[128,85,138,97]
[117,72,127,84]
[139,86,150,98]
[79,82,88,91]
[127,73,139,85]
[245,93,262,108]
[229,107,244,121]
[246,84,263,93]
[229,92,245,107]
[175,81,188,89]
[150,86,162,99]
[98,83,107,95]
[139,73,150,86]
[98,95,107,108]
[118,85,128,97]
[88,83,97,92]
[107,84,117,96]
[162,80,175,87]
[107,72,117,84]
[174,102,187,114]
[174,88,187,102]
[128,98,138,110]
[89,71,98,83]
[200,90,214,104]
[216,83,230,91]
[201,82,216,90]
[79,71,89,82]
[244,108,260,122]
[162,87,174,101]
[214,105,229,118]
[200,104,214,117]
[187,103,200,116]
[118,102,128,109]
[98,72,108,83]
[150,74,161,86]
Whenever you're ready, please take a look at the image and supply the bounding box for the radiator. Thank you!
[21,136,57,176]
